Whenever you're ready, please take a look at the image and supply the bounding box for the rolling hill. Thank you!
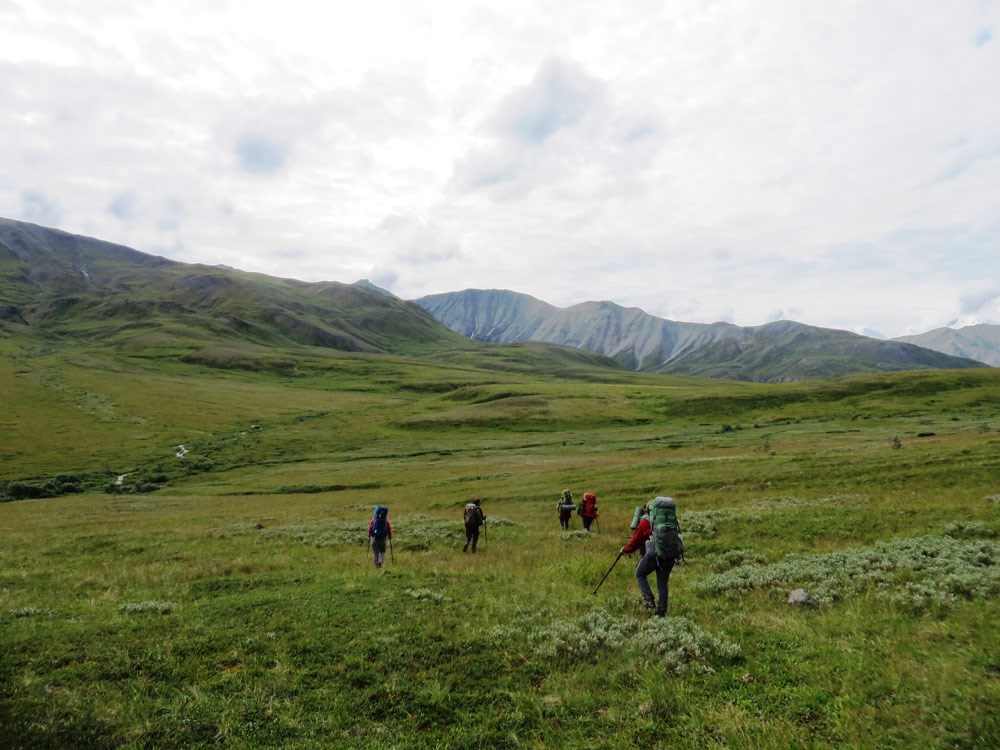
[0,217,471,357]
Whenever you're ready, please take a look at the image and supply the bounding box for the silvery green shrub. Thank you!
[680,510,737,538]
[696,535,999,609]
[491,610,740,675]
[119,600,176,614]
[404,588,451,603]
[10,606,55,618]
[709,548,768,572]
[943,521,996,539]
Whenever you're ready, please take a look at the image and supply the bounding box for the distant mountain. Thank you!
[4,217,990,383]
[895,324,1000,367]
[352,278,398,299]
[416,289,745,370]
[416,289,989,382]
[656,320,986,382]
[0,217,465,356]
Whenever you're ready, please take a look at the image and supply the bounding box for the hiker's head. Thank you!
[473,497,480,505]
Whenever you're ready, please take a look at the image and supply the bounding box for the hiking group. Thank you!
[557,489,599,531]
[365,492,684,616]
[364,496,487,565]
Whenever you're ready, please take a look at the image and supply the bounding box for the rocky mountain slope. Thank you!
[416,289,744,370]
[894,324,1000,367]
[416,289,989,382]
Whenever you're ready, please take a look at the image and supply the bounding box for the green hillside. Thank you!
[2,219,998,749]
[2,321,999,747]
[0,218,475,357]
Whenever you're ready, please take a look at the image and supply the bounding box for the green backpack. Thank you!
[649,496,684,560]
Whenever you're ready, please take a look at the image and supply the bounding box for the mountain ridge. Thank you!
[2,217,992,382]
[415,288,990,382]
[894,324,1000,367]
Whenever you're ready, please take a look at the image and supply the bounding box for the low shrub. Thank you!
[118,600,177,614]
[696,534,1000,611]
[492,609,741,675]
[709,548,768,571]
[943,521,996,539]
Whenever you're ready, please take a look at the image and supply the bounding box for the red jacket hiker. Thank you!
[621,517,652,555]
[579,492,599,531]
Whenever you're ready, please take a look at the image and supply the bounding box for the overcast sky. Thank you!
[2,0,998,337]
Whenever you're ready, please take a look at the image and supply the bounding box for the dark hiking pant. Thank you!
[371,536,387,567]
[637,552,675,616]
[464,523,480,552]
[559,510,571,530]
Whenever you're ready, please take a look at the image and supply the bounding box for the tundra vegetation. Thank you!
[1,333,998,748]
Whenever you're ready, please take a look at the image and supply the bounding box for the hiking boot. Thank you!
[642,596,656,610]
[463,544,468,552]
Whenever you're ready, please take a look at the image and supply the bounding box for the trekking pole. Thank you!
[593,550,625,595]
[389,537,395,564]
[484,520,488,551]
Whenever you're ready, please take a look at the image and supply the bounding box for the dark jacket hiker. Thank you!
[368,505,392,568]
[463,498,485,553]
[557,489,575,530]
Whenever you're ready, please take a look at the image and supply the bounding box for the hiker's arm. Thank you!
[621,519,649,554]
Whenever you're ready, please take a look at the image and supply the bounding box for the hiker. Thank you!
[621,504,654,608]
[463,497,486,553]
[368,505,392,568]
[557,489,575,530]
[578,492,599,531]
[635,496,684,616]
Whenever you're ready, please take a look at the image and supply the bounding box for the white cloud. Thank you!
[0,0,998,338]
[20,190,62,226]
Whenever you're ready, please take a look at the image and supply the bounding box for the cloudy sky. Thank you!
[2,0,998,337]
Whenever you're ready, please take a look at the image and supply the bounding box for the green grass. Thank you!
[1,340,999,748]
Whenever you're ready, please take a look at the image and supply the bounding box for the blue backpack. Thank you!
[372,506,389,538]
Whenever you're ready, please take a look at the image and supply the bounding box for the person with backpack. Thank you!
[578,492,599,531]
[368,505,392,568]
[621,504,653,557]
[635,496,684,616]
[463,497,486,553]
[557,489,575,530]
[620,503,654,608]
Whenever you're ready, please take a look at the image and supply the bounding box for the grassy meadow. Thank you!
[1,336,999,748]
